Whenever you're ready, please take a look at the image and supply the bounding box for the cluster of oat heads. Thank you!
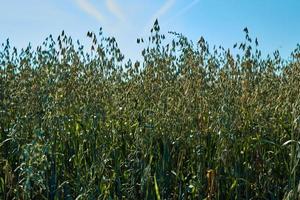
[1,21,300,199]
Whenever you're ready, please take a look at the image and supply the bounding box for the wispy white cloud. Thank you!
[75,0,105,24]
[105,0,126,22]
[152,0,176,21]
[164,0,200,25]
[144,0,176,33]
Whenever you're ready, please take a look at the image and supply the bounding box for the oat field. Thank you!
[1,22,300,199]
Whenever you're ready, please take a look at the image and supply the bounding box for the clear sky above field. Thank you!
[0,0,299,60]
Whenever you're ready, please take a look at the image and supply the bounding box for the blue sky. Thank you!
[0,0,299,60]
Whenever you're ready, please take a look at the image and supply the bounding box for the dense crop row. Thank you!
[1,22,300,199]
